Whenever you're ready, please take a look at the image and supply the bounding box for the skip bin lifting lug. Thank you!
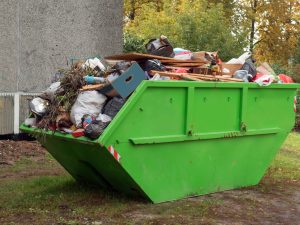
[240,122,247,132]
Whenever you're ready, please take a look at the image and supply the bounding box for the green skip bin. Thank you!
[21,81,300,203]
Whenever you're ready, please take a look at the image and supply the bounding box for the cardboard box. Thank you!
[222,64,243,76]
[99,62,147,98]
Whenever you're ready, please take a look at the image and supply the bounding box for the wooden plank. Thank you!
[80,84,105,91]
[150,71,243,82]
[165,66,193,70]
[160,59,205,64]
[164,63,205,67]
[149,71,203,81]
[105,53,206,64]
[189,74,242,82]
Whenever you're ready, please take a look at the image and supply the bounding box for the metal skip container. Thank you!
[21,81,300,203]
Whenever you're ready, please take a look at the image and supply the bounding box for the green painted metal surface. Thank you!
[21,81,300,203]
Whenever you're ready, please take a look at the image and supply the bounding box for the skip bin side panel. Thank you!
[193,88,242,133]
[246,88,296,131]
[115,132,287,203]
[19,127,149,200]
[102,82,298,203]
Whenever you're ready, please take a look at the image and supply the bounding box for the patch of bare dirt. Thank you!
[125,182,300,225]
[0,140,46,166]
[0,168,63,179]
[206,184,300,225]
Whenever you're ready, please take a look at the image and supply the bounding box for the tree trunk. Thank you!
[249,0,257,54]
[129,0,135,20]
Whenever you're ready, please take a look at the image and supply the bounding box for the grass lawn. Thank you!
[0,133,299,225]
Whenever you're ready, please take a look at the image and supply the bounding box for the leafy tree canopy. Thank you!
[124,0,246,61]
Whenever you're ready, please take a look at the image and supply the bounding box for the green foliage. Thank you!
[123,32,146,53]
[124,0,247,61]
[123,0,300,66]
[271,64,300,83]
[269,133,300,181]
[293,37,300,64]
[237,0,300,65]
[272,64,292,75]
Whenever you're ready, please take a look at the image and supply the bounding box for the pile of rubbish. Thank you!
[24,35,295,140]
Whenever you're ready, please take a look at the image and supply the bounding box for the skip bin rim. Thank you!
[99,81,300,146]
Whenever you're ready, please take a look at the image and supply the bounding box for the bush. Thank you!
[271,64,300,83]
[123,32,146,53]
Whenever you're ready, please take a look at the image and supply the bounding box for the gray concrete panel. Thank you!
[0,0,123,92]
[0,0,19,92]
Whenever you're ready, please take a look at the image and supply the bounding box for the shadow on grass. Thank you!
[0,174,147,213]
[41,175,147,204]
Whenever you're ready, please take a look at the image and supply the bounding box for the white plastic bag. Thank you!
[96,114,112,123]
[24,118,37,127]
[44,82,61,95]
[70,91,107,127]
[226,52,251,64]
[82,58,106,71]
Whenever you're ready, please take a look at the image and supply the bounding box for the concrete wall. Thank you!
[0,0,123,93]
